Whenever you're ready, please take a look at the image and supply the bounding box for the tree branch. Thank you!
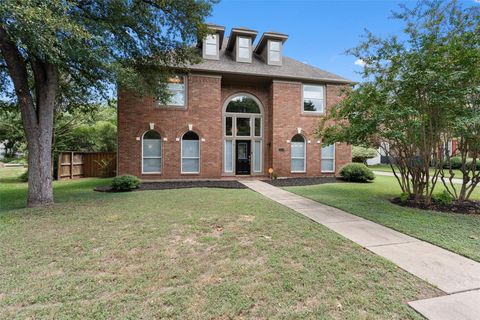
[0,26,37,135]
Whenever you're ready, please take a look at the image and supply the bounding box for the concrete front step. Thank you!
[239,179,480,319]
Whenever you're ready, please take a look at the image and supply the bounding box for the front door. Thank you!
[236,140,251,175]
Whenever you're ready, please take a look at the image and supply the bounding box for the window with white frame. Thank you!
[181,131,200,173]
[161,76,186,107]
[321,144,335,172]
[204,34,218,56]
[303,84,325,113]
[269,40,281,63]
[142,130,162,173]
[291,134,306,172]
[238,36,251,60]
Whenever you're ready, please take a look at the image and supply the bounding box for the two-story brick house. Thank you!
[118,24,352,179]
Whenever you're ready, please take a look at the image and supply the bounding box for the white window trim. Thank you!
[141,131,162,174]
[253,140,263,173]
[203,34,219,60]
[224,139,234,173]
[181,132,200,174]
[321,144,336,173]
[291,135,306,173]
[158,75,188,108]
[301,84,325,115]
[236,36,252,63]
[268,40,282,65]
[222,93,264,175]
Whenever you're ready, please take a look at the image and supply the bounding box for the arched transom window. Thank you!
[291,134,306,173]
[142,130,162,173]
[181,131,200,174]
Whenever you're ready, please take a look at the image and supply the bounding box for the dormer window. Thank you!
[268,40,282,64]
[226,27,258,64]
[254,32,288,66]
[237,36,251,61]
[205,35,218,55]
[200,24,224,60]
[203,34,219,59]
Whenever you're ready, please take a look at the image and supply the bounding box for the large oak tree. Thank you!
[0,0,215,207]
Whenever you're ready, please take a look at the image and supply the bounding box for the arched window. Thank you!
[226,95,261,113]
[181,131,200,173]
[291,134,306,173]
[142,130,162,173]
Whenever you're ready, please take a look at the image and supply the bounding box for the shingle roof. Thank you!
[188,38,351,84]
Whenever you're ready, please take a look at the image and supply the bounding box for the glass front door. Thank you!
[235,140,251,175]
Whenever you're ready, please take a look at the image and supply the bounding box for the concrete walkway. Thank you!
[373,170,464,185]
[240,180,480,320]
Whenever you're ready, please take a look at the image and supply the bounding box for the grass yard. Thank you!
[286,175,480,262]
[0,168,441,319]
[369,164,467,178]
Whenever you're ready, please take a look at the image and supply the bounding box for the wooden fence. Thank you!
[57,152,116,180]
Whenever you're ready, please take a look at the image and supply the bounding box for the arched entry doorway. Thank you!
[223,93,263,175]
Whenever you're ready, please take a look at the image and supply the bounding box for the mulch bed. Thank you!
[95,180,247,192]
[391,197,480,215]
[264,177,342,187]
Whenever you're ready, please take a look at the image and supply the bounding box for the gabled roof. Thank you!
[188,37,351,84]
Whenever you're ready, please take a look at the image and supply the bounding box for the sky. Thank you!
[209,0,479,82]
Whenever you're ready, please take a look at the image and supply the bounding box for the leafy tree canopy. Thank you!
[0,0,215,207]
[319,0,480,204]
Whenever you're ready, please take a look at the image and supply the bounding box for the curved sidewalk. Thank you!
[240,179,480,320]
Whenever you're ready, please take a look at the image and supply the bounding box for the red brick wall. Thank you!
[271,81,351,177]
[118,74,223,179]
[117,74,351,179]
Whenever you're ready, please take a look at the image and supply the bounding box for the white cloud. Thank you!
[354,59,366,67]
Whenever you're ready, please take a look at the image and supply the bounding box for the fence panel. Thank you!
[57,152,116,180]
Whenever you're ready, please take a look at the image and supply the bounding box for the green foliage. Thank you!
[352,146,378,164]
[399,192,409,202]
[0,102,24,158]
[18,170,28,182]
[466,160,479,172]
[443,157,463,170]
[318,1,480,204]
[0,0,215,100]
[432,191,454,206]
[111,175,140,192]
[339,163,375,183]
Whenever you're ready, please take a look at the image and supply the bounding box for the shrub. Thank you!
[111,175,140,191]
[339,163,375,182]
[442,156,462,169]
[399,192,410,202]
[432,190,454,205]
[466,160,479,171]
[351,146,378,164]
[19,170,28,182]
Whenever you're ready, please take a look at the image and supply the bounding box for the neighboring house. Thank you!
[118,24,352,179]
[0,142,5,160]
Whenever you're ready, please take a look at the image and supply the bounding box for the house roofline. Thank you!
[184,68,353,84]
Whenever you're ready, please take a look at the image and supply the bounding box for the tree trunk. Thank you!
[0,26,58,207]
[26,128,54,206]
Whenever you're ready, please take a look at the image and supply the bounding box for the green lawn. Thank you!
[369,164,466,178]
[286,175,480,262]
[0,168,441,319]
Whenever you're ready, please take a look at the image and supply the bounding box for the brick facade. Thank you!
[117,74,351,179]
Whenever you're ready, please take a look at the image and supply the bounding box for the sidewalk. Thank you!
[240,180,480,320]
